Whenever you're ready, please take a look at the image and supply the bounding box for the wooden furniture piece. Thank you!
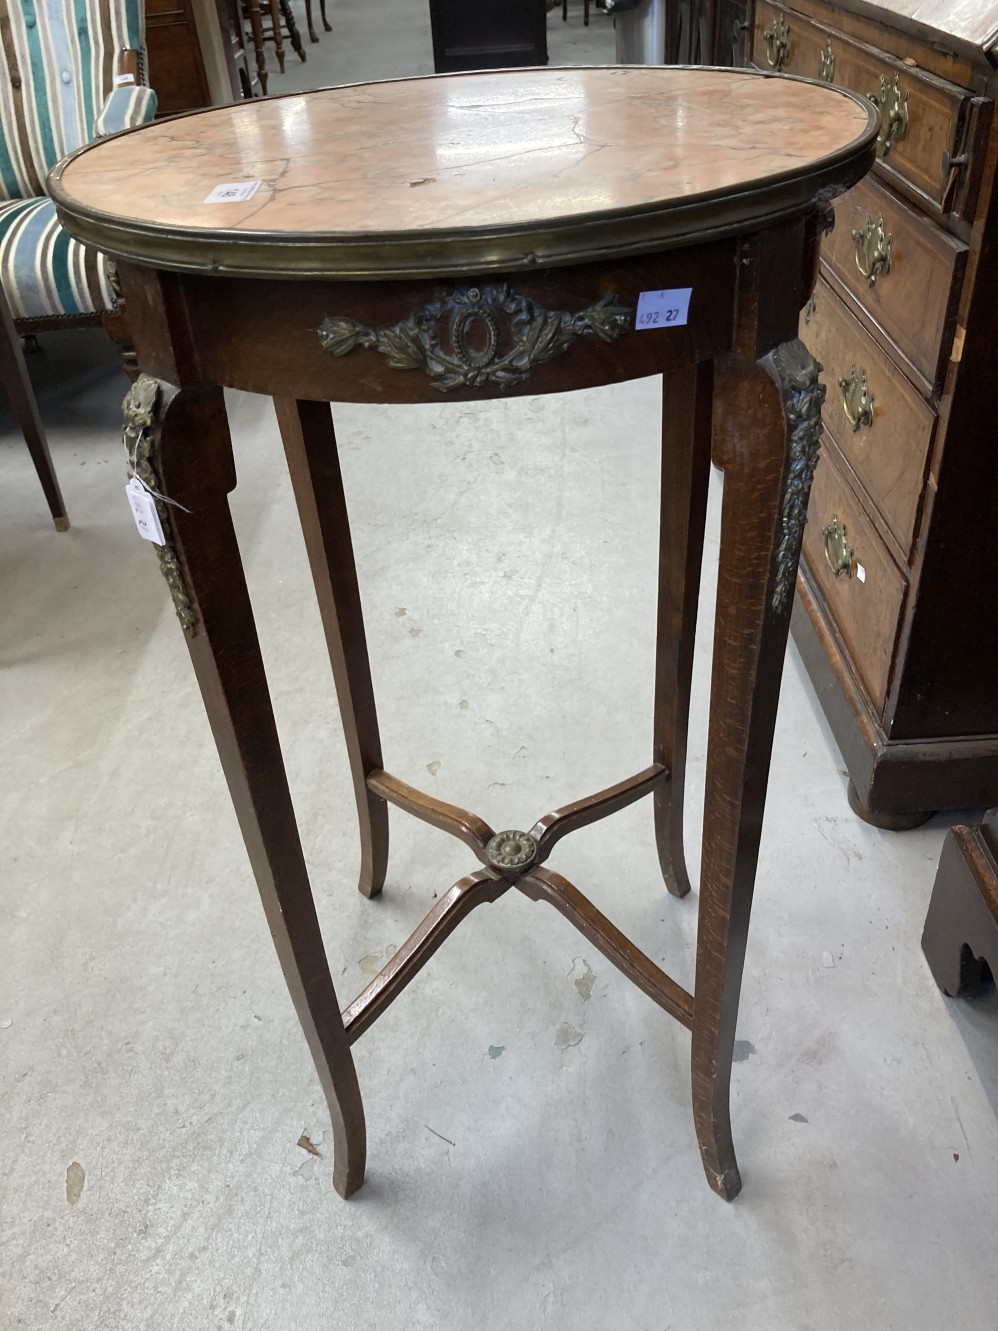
[51,67,877,1201]
[0,280,68,531]
[428,0,548,71]
[562,0,590,25]
[265,0,307,73]
[147,0,259,114]
[922,809,998,998]
[301,0,331,45]
[748,2,998,827]
[663,0,748,65]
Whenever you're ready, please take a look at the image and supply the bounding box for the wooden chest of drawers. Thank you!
[750,0,998,826]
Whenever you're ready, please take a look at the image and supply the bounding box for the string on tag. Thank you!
[124,430,192,513]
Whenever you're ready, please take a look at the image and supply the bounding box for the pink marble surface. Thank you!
[55,68,872,238]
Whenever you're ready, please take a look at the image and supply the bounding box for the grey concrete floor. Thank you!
[2,3,997,1328]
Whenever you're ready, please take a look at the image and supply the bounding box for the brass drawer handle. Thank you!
[818,39,835,83]
[763,13,789,70]
[852,213,892,287]
[823,517,853,578]
[869,72,908,156]
[837,365,875,432]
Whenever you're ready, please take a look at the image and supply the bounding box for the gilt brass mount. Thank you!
[852,213,892,287]
[869,73,908,155]
[818,40,835,83]
[763,13,789,70]
[838,366,875,432]
[122,375,199,638]
[822,517,853,578]
[486,831,538,873]
[319,284,631,392]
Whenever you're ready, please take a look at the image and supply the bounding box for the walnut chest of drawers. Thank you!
[750,0,998,827]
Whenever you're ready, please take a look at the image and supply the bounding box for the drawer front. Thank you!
[802,279,934,557]
[752,2,980,218]
[753,2,826,80]
[802,450,906,713]
[821,174,966,389]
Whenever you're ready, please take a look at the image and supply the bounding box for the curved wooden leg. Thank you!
[127,378,366,1198]
[304,0,318,42]
[275,398,389,900]
[692,340,824,1201]
[319,0,331,31]
[654,363,712,898]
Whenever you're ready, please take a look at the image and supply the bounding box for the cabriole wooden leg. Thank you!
[124,376,366,1198]
[692,341,824,1200]
[654,362,712,898]
[275,398,389,901]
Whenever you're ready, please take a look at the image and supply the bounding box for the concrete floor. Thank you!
[2,3,997,1328]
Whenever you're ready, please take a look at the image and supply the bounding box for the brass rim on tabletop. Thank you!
[49,67,879,282]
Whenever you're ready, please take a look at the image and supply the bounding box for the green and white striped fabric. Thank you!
[0,196,114,319]
[0,0,155,320]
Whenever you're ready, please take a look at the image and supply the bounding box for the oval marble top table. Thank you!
[50,66,878,278]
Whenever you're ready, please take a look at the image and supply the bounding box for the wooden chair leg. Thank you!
[275,398,389,901]
[319,0,331,32]
[691,340,823,1200]
[244,0,269,94]
[1,292,68,530]
[136,379,366,1197]
[280,0,307,61]
[267,0,286,72]
[303,0,318,42]
[654,362,712,898]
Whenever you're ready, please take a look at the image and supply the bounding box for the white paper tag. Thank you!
[856,563,867,583]
[635,287,692,331]
[203,180,262,204]
[112,72,135,86]
[126,476,166,544]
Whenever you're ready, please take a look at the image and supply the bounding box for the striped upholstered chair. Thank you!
[0,0,157,334]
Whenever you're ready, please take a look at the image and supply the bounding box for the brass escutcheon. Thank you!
[763,13,789,70]
[852,213,892,287]
[822,517,853,578]
[818,39,835,83]
[868,72,909,155]
[838,366,875,432]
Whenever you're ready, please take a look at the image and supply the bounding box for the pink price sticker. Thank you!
[635,287,692,331]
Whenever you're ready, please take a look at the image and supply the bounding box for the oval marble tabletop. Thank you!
[50,66,878,279]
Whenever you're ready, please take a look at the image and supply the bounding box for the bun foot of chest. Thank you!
[846,779,934,830]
